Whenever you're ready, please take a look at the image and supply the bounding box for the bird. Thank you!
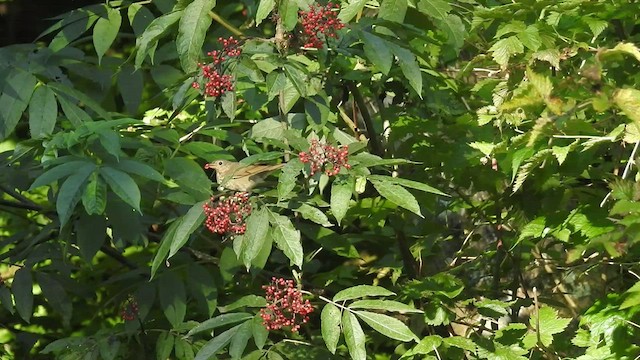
[206,159,284,191]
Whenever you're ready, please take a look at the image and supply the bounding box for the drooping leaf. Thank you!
[99,167,141,213]
[75,213,107,262]
[370,178,422,217]
[339,0,366,22]
[36,273,73,326]
[256,0,276,25]
[348,300,423,313]
[57,164,96,227]
[93,6,122,64]
[416,0,451,20]
[156,332,175,360]
[378,0,407,22]
[135,11,183,68]
[28,85,58,139]
[240,207,270,269]
[0,69,37,141]
[168,201,206,258]
[187,313,254,336]
[613,88,640,126]
[331,178,353,225]
[277,159,304,200]
[342,311,366,360]
[294,203,333,227]
[489,36,524,67]
[13,268,33,323]
[228,320,253,359]
[361,32,393,75]
[269,213,303,268]
[334,285,395,301]
[158,271,187,328]
[354,310,418,342]
[321,304,341,354]
[390,44,422,97]
[194,324,242,360]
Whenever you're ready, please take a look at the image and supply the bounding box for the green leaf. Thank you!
[75,213,107,262]
[252,315,269,349]
[278,159,304,200]
[379,0,407,22]
[517,25,541,51]
[48,82,111,120]
[349,300,423,313]
[526,67,552,99]
[256,0,276,25]
[28,85,58,139]
[361,32,393,75]
[240,207,270,269]
[331,178,353,225]
[117,66,144,113]
[334,285,395,301]
[367,175,448,196]
[269,212,303,267]
[0,69,37,141]
[490,36,524,67]
[13,268,33,323]
[49,11,98,51]
[156,332,175,360]
[218,295,267,313]
[443,336,477,352]
[30,160,89,190]
[176,0,216,74]
[339,0,366,22]
[93,6,122,64]
[435,14,466,51]
[390,45,422,97]
[294,203,333,227]
[614,88,640,126]
[401,335,443,358]
[128,3,154,36]
[151,220,179,279]
[187,313,254,336]
[168,201,206,258]
[57,164,96,227]
[111,159,165,182]
[370,178,422,217]
[175,338,195,360]
[416,0,450,20]
[36,273,73,326]
[229,320,253,359]
[195,324,242,360]
[158,271,187,328]
[523,306,571,348]
[342,311,366,360]
[0,286,14,314]
[57,95,91,126]
[283,63,307,97]
[321,304,341,354]
[354,310,417,341]
[135,11,183,68]
[278,0,298,31]
[81,172,107,215]
[267,71,287,101]
[251,117,286,140]
[99,167,141,213]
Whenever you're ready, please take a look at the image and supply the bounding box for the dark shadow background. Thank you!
[0,0,98,46]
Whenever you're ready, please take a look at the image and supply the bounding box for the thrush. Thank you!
[207,160,284,191]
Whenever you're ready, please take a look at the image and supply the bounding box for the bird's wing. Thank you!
[231,163,284,178]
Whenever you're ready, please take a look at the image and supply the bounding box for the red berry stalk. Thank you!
[192,36,242,98]
[203,192,252,236]
[299,139,351,176]
[260,277,314,332]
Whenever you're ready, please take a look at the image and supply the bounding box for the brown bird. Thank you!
[206,159,284,192]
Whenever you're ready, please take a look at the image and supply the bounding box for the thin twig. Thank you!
[208,11,243,37]
[601,140,640,207]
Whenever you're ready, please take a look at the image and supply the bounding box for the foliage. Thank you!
[1,0,640,359]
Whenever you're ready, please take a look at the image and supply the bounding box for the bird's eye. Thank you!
[218,161,223,165]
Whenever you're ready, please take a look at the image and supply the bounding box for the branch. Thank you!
[208,11,243,37]
[347,81,384,157]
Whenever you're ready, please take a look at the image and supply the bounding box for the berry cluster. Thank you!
[120,295,139,322]
[203,192,252,236]
[299,2,344,48]
[299,139,351,176]
[260,277,314,332]
[192,37,242,98]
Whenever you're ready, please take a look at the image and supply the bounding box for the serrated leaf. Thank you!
[135,11,182,68]
[269,213,303,267]
[0,69,37,141]
[28,85,58,139]
[277,159,303,200]
[187,313,254,336]
[490,36,524,67]
[361,32,393,75]
[334,285,395,301]
[401,335,443,358]
[354,310,417,341]
[294,203,333,227]
[517,26,541,51]
[349,300,423,313]
[379,0,407,22]
[57,164,96,227]
[523,306,571,348]
[195,324,242,360]
[168,201,206,258]
[527,67,552,99]
[338,0,366,22]
[251,117,286,140]
[256,0,276,25]
[370,179,422,217]
[435,14,466,51]
[321,304,341,354]
[240,207,270,269]
[100,167,141,212]
[342,311,366,360]
[613,88,640,126]
[177,0,215,73]
[391,45,423,97]
[416,0,450,20]
[331,179,353,225]
[93,6,122,64]
[13,268,33,323]
[159,271,187,328]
